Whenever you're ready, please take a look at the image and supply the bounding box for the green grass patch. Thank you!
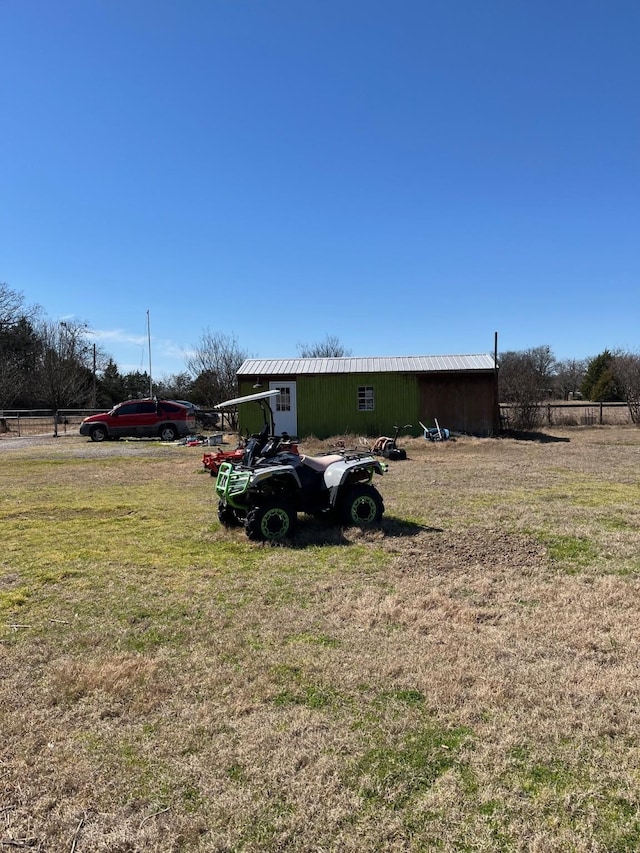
[502,742,640,848]
[270,662,343,709]
[351,721,471,809]
[0,586,31,613]
[539,532,597,569]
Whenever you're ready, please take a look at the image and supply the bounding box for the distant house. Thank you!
[235,354,499,439]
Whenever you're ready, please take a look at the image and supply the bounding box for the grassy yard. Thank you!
[1,428,640,852]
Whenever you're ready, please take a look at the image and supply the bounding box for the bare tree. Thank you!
[499,346,557,430]
[186,329,248,409]
[612,351,640,424]
[34,318,94,409]
[554,358,588,400]
[0,282,25,327]
[297,334,352,358]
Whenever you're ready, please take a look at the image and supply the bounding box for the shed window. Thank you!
[357,386,375,411]
[275,387,291,412]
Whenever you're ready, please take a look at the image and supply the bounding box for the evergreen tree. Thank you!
[0,316,42,406]
[581,351,622,402]
[122,371,152,399]
[98,359,126,407]
[153,372,194,401]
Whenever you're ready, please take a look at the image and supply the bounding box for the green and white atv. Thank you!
[213,390,386,542]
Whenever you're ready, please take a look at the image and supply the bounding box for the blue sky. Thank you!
[2,0,638,378]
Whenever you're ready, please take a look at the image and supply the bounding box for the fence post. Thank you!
[599,402,603,425]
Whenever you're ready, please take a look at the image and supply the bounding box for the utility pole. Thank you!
[92,344,97,407]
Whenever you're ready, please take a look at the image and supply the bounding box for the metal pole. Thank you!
[147,310,153,397]
[494,331,499,434]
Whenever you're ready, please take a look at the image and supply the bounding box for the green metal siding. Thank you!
[296,373,419,438]
[236,372,497,439]
[237,375,419,439]
[236,381,280,436]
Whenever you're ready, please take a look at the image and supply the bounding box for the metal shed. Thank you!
[235,354,499,439]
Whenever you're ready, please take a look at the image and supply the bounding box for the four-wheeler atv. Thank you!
[215,445,385,542]
[211,389,385,542]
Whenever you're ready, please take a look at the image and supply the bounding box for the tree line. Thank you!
[499,345,640,429]
[2,283,639,428]
[0,283,250,410]
[0,284,353,412]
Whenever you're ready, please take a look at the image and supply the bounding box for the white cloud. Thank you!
[87,327,194,377]
[88,328,147,347]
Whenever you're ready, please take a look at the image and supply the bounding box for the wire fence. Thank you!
[0,408,234,438]
[499,401,634,430]
[0,403,636,439]
[0,409,90,438]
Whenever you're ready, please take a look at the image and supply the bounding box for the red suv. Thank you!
[79,399,197,442]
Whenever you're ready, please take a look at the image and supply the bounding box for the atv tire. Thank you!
[246,499,296,542]
[340,484,384,527]
[218,501,242,528]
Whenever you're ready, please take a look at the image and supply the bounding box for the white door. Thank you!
[269,381,297,436]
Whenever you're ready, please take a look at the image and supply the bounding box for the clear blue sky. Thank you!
[2,0,638,378]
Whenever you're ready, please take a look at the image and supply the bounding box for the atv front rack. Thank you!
[215,461,252,508]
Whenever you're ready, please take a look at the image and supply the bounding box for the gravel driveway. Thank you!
[0,433,193,459]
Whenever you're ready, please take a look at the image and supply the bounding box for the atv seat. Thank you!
[300,454,344,472]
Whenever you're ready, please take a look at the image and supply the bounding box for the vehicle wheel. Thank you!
[90,425,108,442]
[245,499,296,542]
[159,424,178,442]
[218,501,242,528]
[340,484,384,527]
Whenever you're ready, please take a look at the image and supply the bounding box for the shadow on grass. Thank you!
[499,430,571,443]
[277,515,442,549]
[381,516,443,537]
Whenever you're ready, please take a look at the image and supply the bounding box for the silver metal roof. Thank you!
[237,354,496,376]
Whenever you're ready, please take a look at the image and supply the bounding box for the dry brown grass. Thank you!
[1,427,640,851]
